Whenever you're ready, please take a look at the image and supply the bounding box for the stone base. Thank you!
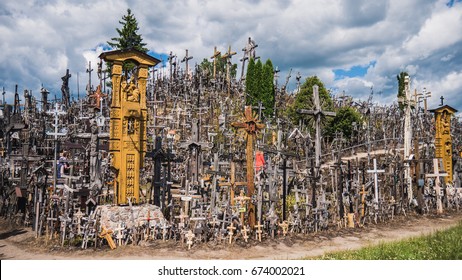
[96,204,165,230]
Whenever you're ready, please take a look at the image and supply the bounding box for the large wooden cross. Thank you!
[221,45,236,88]
[426,158,448,214]
[231,106,265,227]
[297,85,336,170]
[210,46,221,79]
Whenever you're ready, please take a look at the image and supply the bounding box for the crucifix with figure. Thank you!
[231,106,265,227]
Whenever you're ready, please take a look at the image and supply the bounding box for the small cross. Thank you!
[254,221,263,242]
[440,96,444,106]
[185,230,195,250]
[99,226,116,250]
[279,220,289,237]
[241,225,250,242]
[227,224,236,244]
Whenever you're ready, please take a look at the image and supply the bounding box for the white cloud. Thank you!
[0,0,461,111]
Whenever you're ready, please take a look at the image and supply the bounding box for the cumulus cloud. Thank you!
[0,0,461,111]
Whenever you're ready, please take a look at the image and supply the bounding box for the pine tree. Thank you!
[397,71,409,111]
[107,9,148,53]
[245,58,256,105]
[261,59,275,117]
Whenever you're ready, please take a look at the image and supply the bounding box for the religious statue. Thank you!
[441,110,450,134]
[61,69,71,108]
[122,76,140,102]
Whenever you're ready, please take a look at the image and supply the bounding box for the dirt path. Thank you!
[1,212,461,260]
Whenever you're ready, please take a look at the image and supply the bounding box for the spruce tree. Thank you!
[261,59,275,117]
[245,58,256,105]
[397,71,409,111]
[107,9,148,53]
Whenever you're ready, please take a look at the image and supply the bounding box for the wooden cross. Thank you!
[231,106,265,227]
[254,221,263,242]
[175,208,189,229]
[210,46,221,79]
[426,158,448,214]
[359,183,367,218]
[367,158,385,205]
[185,230,195,250]
[422,87,431,113]
[297,85,336,170]
[279,220,289,237]
[241,225,250,242]
[222,45,237,95]
[181,49,193,77]
[234,189,251,225]
[99,226,116,250]
[227,224,236,244]
[73,209,84,235]
[297,85,335,211]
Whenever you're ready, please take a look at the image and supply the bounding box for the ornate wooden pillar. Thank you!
[430,105,458,184]
[100,49,160,204]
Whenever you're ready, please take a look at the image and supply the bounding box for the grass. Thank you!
[310,221,462,260]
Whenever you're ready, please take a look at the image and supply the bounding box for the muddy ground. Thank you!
[1,212,461,260]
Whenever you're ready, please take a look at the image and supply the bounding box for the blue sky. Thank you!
[1,0,462,112]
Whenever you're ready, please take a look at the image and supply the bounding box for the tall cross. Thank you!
[231,106,265,227]
[400,75,414,202]
[297,85,336,170]
[181,49,193,77]
[297,85,336,208]
[425,158,448,214]
[46,103,67,194]
[86,61,93,96]
[422,87,431,113]
[440,96,444,106]
[168,51,177,79]
[367,158,385,205]
[222,45,237,95]
[210,46,221,79]
[240,37,258,80]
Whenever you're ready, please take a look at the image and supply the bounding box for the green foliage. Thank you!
[245,58,256,105]
[107,9,148,53]
[311,221,462,260]
[106,9,148,78]
[397,71,408,110]
[325,106,362,140]
[261,59,275,117]
[287,76,334,126]
[199,56,237,80]
[245,58,275,119]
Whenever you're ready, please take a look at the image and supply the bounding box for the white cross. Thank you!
[425,158,448,214]
[367,158,385,204]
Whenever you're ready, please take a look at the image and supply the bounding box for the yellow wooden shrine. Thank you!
[100,49,160,204]
[430,104,458,184]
